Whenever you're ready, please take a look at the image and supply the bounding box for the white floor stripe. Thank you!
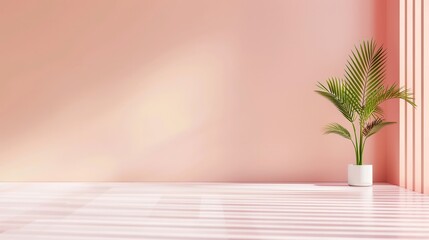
[0,183,427,240]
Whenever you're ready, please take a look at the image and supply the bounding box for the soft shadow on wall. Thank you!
[0,0,390,182]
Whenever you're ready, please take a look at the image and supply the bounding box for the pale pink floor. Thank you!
[0,183,428,240]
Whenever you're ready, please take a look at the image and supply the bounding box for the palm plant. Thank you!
[316,40,415,165]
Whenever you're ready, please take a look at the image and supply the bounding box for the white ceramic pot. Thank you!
[348,164,373,186]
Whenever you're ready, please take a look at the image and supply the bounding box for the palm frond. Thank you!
[373,106,383,118]
[316,78,355,122]
[362,118,395,138]
[316,39,416,165]
[344,40,388,120]
[378,84,416,106]
[324,123,351,140]
[361,84,415,122]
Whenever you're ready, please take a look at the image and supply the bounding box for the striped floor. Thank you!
[0,183,428,239]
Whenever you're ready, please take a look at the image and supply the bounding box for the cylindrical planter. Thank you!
[348,164,373,186]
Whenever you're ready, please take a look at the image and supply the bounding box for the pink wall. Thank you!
[0,0,389,182]
[385,0,401,185]
[391,0,429,193]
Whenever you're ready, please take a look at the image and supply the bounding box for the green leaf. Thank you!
[342,40,416,124]
[316,40,417,166]
[378,84,416,107]
[316,78,355,122]
[362,118,395,138]
[324,123,351,140]
[372,106,384,118]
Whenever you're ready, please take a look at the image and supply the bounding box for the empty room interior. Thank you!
[1,0,429,239]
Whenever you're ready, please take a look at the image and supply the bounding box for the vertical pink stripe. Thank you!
[406,0,415,191]
[412,0,416,191]
[413,0,422,193]
[399,0,428,194]
[405,0,409,189]
[399,0,407,188]
[422,0,426,194]
[423,0,429,194]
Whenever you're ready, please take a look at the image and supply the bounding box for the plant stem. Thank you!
[352,123,359,165]
[358,124,364,165]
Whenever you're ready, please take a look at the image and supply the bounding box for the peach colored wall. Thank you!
[385,0,401,185]
[0,0,389,182]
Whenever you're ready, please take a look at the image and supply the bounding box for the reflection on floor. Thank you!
[0,183,428,239]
